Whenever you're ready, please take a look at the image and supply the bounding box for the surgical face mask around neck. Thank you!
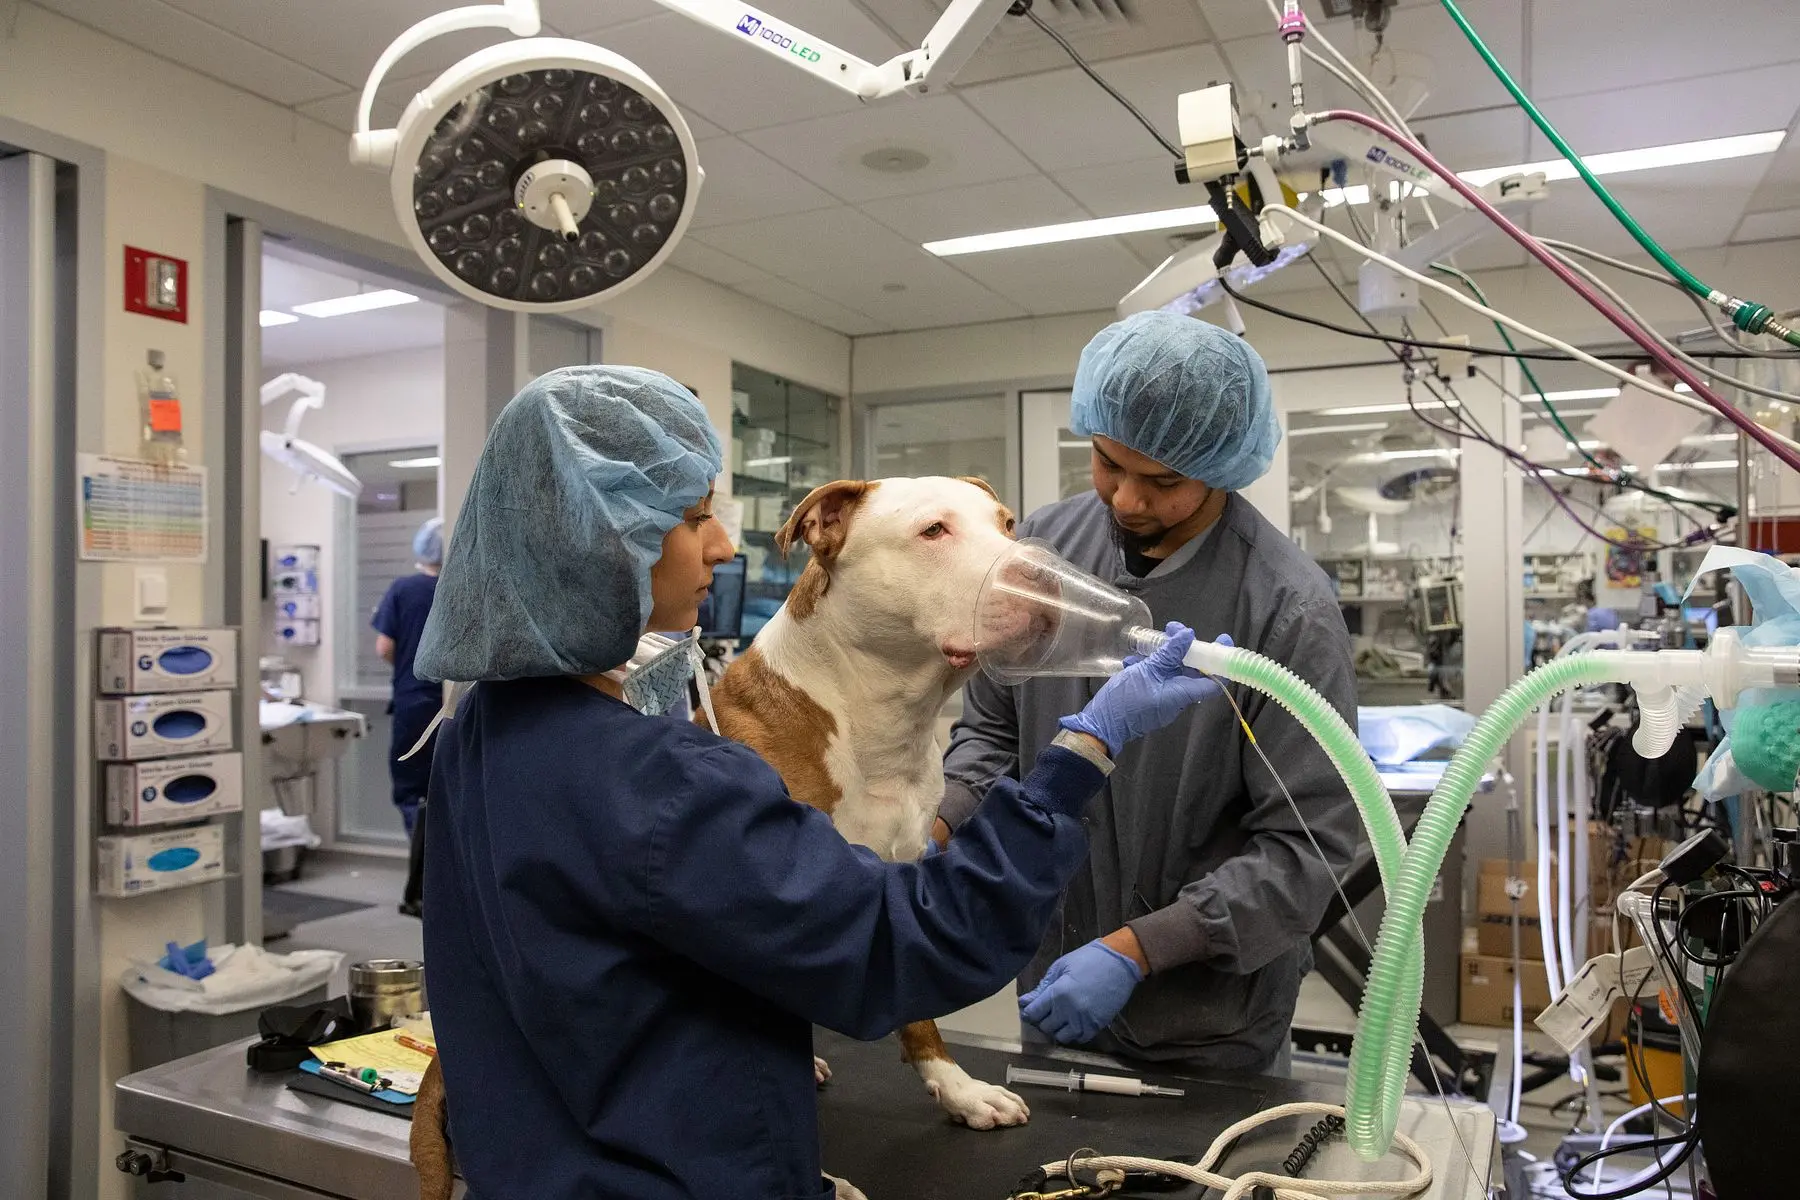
[605,629,716,727]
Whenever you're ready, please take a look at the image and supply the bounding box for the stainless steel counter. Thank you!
[117,1031,1497,1199]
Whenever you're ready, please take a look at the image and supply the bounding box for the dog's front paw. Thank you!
[827,1173,867,1200]
[815,1056,832,1086]
[919,1062,1030,1130]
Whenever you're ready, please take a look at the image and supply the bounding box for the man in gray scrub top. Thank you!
[934,311,1361,1076]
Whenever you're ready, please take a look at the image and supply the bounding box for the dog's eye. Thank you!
[920,522,946,539]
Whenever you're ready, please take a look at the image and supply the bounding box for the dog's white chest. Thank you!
[822,729,940,863]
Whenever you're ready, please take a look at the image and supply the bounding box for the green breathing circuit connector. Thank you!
[1718,295,1800,348]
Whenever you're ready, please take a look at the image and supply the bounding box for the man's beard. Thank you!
[1111,518,1169,556]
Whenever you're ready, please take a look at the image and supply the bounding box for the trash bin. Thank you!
[122,943,343,1073]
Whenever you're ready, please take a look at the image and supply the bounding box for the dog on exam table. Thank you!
[410,475,1020,1200]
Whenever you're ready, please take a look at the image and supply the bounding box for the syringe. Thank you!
[1005,1064,1184,1098]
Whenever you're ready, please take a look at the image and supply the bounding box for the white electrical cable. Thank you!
[1592,1095,1695,1190]
[1535,704,1564,994]
[1035,1102,1434,1200]
[1262,204,1800,455]
[1556,689,1577,1002]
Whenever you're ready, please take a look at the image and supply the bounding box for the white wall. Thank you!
[89,157,212,1200]
[260,341,446,703]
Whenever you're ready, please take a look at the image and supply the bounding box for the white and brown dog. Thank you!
[710,475,1027,1130]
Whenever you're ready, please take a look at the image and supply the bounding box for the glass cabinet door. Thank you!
[731,364,842,640]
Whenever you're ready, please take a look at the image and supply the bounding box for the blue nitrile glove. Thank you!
[1058,624,1229,755]
[1018,939,1144,1046]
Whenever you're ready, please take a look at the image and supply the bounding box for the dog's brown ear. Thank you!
[957,475,1000,502]
[776,480,874,560]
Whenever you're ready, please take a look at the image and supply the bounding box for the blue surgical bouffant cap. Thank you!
[412,517,444,566]
[1069,311,1281,490]
[414,365,723,683]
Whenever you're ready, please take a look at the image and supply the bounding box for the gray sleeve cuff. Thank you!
[937,779,984,832]
[1127,904,1208,976]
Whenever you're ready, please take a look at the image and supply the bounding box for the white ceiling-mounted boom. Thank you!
[651,0,1017,100]
[260,374,364,499]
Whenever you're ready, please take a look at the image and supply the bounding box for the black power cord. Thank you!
[1009,1,1184,161]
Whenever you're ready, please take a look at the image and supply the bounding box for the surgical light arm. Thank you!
[259,373,327,443]
[350,0,542,168]
[649,0,1016,100]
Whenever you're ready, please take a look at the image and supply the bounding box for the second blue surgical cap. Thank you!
[1069,311,1280,490]
[412,517,444,566]
[414,365,723,683]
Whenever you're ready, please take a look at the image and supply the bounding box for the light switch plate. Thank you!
[134,568,169,621]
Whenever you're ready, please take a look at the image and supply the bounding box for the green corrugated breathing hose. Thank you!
[1437,0,1799,347]
[1343,653,1622,1159]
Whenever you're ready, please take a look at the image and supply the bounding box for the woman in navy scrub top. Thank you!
[407,365,1220,1200]
[372,516,441,916]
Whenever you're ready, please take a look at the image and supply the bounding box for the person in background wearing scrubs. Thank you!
[938,311,1360,1077]
[373,516,442,918]
[409,365,1223,1199]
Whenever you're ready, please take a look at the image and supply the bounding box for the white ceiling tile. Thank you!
[1052,155,1201,219]
[681,110,728,140]
[38,0,344,105]
[858,175,1090,243]
[594,13,864,133]
[1222,0,1524,122]
[153,0,566,89]
[730,273,891,336]
[1526,158,1770,257]
[1734,208,1800,244]
[959,43,1231,172]
[545,0,668,36]
[295,69,438,134]
[689,206,923,276]
[946,238,1149,316]
[857,0,1210,87]
[1523,65,1800,160]
[1410,107,1529,176]
[668,240,767,286]
[740,93,1039,202]
[1531,0,1800,100]
[689,137,842,228]
[816,261,1027,329]
[1746,124,1800,214]
[260,246,447,368]
[1197,0,1435,45]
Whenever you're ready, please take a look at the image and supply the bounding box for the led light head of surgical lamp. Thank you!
[351,0,703,312]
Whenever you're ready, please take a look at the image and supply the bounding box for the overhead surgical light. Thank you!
[352,0,704,313]
[355,0,1021,312]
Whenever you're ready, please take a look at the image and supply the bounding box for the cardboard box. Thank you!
[105,753,243,826]
[1476,859,1544,959]
[1460,953,1553,1026]
[96,627,238,694]
[96,823,225,896]
[94,691,235,761]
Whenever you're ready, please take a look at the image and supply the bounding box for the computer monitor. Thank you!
[1683,604,1720,636]
[699,555,747,641]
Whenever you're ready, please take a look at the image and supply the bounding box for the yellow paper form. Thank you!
[311,1029,436,1095]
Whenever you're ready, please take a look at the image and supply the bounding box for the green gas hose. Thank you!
[1436,0,1800,347]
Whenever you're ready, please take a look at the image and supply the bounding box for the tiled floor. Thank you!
[266,851,421,997]
[276,854,1683,1197]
